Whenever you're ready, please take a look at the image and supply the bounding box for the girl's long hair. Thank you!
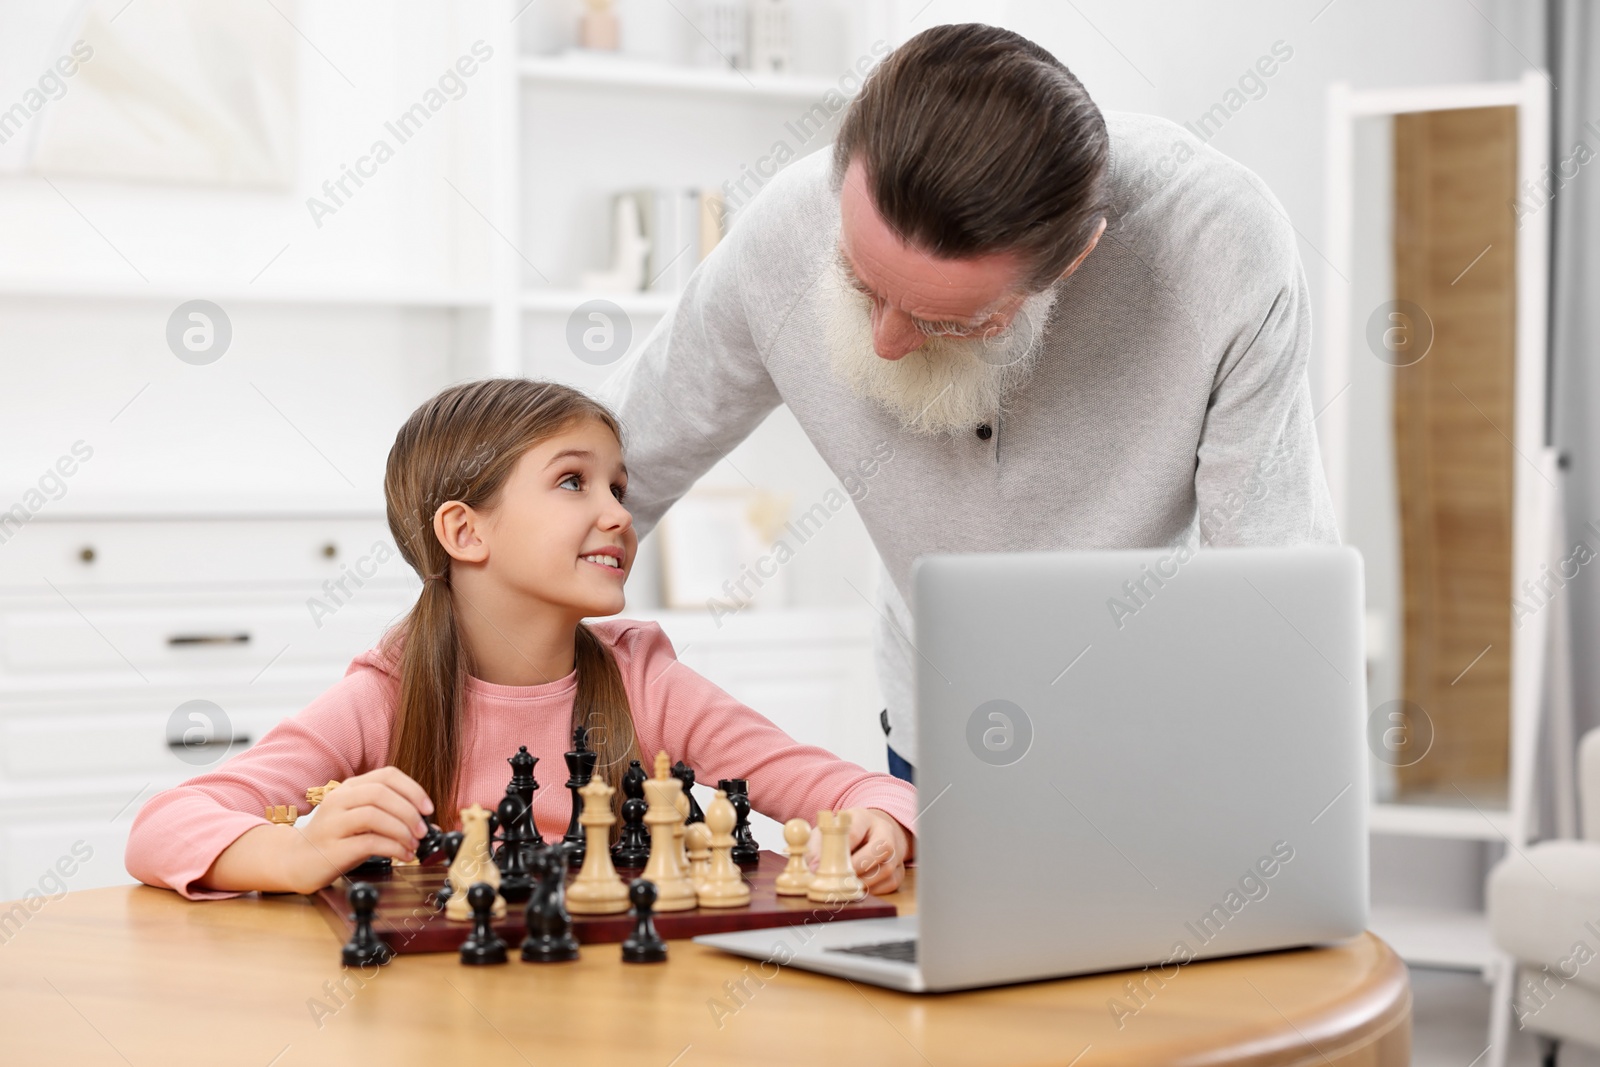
[379,378,641,829]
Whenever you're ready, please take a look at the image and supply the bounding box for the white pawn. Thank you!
[774,818,814,896]
[696,789,751,908]
[807,809,865,904]
[684,821,713,894]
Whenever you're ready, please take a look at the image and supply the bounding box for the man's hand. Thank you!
[806,807,915,895]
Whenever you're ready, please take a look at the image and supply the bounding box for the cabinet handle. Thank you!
[167,735,249,750]
[167,633,252,647]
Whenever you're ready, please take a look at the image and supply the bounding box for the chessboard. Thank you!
[310,851,897,955]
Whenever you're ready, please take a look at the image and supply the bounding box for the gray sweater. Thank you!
[604,111,1339,764]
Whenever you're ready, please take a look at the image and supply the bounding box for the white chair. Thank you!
[1487,727,1600,1066]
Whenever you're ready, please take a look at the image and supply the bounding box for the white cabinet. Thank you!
[0,516,882,900]
[0,514,418,901]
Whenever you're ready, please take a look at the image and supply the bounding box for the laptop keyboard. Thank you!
[825,938,919,964]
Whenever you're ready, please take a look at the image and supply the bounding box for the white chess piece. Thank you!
[446,804,505,921]
[697,790,751,908]
[806,809,865,904]
[567,779,630,915]
[774,817,813,896]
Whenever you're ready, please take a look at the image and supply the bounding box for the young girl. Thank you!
[125,379,915,900]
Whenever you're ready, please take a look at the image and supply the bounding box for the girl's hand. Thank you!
[286,767,435,891]
[806,807,914,895]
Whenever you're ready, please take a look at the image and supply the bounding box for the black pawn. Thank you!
[414,820,446,864]
[611,759,651,868]
[495,794,536,905]
[520,846,580,962]
[671,761,705,824]
[341,882,393,967]
[719,779,760,866]
[562,724,598,865]
[459,882,508,965]
[432,830,465,911]
[620,879,667,964]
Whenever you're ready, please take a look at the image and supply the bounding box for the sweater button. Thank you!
[975,424,993,440]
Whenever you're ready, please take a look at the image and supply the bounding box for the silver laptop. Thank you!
[696,546,1369,992]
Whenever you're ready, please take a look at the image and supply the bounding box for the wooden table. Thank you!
[0,873,1409,1066]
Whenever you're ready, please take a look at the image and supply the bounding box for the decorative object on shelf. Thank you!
[580,194,649,293]
[692,0,746,69]
[578,0,620,51]
[658,488,793,612]
[746,0,792,74]
[590,187,725,294]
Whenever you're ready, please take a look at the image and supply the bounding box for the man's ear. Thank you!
[433,500,490,565]
[1058,216,1108,281]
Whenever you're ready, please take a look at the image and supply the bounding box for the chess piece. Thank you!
[459,882,508,965]
[670,761,705,823]
[684,822,713,894]
[562,725,598,865]
[641,752,696,911]
[415,821,447,864]
[718,779,760,866]
[497,746,544,861]
[578,0,620,51]
[774,818,814,896]
[306,780,341,807]
[807,810,866,904]
[620,879,668,963]
[611,759,651,868]
[696,790,751,908]
[567,780,631,914]
[446,804,505,921]
[672,789,692,883]
[341,882,394,967]
[348,855,392,876]
[495,794,536,905]
[264,804,296,825]
[432,830,466,910]
[521,846,580,962]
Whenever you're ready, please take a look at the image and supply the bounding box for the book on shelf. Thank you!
[584,186,726,295]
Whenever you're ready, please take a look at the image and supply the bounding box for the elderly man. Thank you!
[606,23,1337,781]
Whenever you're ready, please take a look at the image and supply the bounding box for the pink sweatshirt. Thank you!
[126,618,917,900]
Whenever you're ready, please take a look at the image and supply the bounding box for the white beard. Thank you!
[822,258,1058,436]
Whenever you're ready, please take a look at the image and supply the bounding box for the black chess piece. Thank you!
[348,855,392,876]
[520,845,580,962]
[414,820,446,864]
[562,724,598,865]
[341,882,394,968]
[496,746,544,862]
[495,794,536,905]
[718,779,759,866]
[432,830,466,911]
[671,761,705,824]
[620,879,668,963]
[458,882,508,965]
[611,759,651,868]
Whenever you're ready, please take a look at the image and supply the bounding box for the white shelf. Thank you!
[521,289,677,315]
[1369,801,1514,841]
[520,54,851,102]
[0,279,493,308]
[1369,904,1497,971]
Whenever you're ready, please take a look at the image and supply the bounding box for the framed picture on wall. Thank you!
[657,488,792,612]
